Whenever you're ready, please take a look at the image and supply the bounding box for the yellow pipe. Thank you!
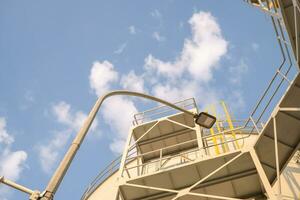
[249,0,279,9]
[209,126,220,155]
[211,105,229,153]
[206,108,220,155]
[220,101,240,149]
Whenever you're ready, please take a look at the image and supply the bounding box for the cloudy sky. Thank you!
[0,0,283,199]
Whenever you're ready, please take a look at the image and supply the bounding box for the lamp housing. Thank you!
[194,112,216,129]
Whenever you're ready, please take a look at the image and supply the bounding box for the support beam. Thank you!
[187,192,244,200]
[191,169,257,189]
[0,176,35,195]
[138,128,194,147]
[281,111,300,121]
[129,121,160,149]
[165,118,196,130]
[261,161,277,171]
[273,117,282,196]
[249,149,277,200]
[279,107,300,112]
[263,134,295,149]
[124,183,178,194]
[189,152,244,190]
[120,127,134,177]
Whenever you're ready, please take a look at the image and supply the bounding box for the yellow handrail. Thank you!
[211,105,229,153]
[221,101,240,149]
[206,108,221,155]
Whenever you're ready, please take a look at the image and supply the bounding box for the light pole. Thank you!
[0,90,216,200]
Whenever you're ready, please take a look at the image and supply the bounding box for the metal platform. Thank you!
[120,151,263,200]
[132,112,197,162]
[117,73,300,200]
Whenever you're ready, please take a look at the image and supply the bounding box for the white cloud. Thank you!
[153,81,197,102]
[38,102,98,173]
[0,149,28,181]
[229,58,249,84]
[52,101,72,125]
[114,43,127,54]
[185,12,228,80]
[89,61,139,154]
[179,21,184,29]
[121,71,145,93]
[109,139,126,154]
[251,42,259,51]
[102,96,138,154]
[145,54,184,79]
[24,90,35,103]
[150,9,162,19]
[39,59,118,173]
[38,130,70,173]
[19,90,36,110]
[87,11,245,155]
[128,25,136,35]
[52,101,97,132]
[145,11,228,82]
[152,80,218,107]
[102,96,137,136]
[152,31,165,42]
[0,118,14,145]
[227,90,246,112]
[143,11,230,110]
[0,148,27,199]
[0,117,27,199]
[89,61,119,97]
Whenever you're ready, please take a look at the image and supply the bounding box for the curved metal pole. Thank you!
[41,90,196,200]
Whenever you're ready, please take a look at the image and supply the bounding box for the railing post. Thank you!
[249,149,277,200]
[159,149,163,170]
[273,116,282,198]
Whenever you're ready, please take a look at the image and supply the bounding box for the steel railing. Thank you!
[133,98,197,126]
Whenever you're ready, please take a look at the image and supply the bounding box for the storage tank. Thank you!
[82,99,300,200]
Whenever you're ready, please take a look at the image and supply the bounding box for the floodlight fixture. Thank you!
[194,112,216,129]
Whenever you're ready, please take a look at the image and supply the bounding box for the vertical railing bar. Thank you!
[277,69,292,84]
[250,116,260,134]
[273,116,282,196]
[293,0,299,64]
[159,149,162,170]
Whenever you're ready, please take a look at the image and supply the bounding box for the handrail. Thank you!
[134,98,196,117]
[133,98,197,126]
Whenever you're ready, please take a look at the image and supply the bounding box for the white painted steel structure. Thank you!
[81,1,300,200]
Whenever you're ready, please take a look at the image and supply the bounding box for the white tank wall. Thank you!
[87,171,119,200]
[273,161,300,199]
[86,158,300,200]
[86,158,140,200]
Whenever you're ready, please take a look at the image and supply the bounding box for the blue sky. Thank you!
[0,1,284,199]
